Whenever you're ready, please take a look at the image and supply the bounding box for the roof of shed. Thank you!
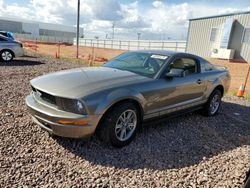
[189,11,250,21]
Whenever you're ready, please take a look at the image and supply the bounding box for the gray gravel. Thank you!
[0,56,250,187]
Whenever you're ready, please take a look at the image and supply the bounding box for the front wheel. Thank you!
[201,90,222,116]
[0,50,14,62]
[97,102,140,147]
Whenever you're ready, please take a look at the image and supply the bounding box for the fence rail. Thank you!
[14,33,74,44]
[75,38,187,52]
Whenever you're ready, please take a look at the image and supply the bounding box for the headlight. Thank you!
[58,98,87,115]
[75,100,87,114]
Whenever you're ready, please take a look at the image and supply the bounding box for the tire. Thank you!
[97,102,140,147]
[0,50,14,62]
[244,170,250,188]
[201,89,222,116]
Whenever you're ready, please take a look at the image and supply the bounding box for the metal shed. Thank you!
[186,11,250,63]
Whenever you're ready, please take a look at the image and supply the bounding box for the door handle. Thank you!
[197,79,202,84]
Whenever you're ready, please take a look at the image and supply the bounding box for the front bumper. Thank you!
[26,95,101,138]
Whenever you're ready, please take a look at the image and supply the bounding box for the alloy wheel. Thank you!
[1,51,13,61]
[210,93,221,114]
[115,109,137,141]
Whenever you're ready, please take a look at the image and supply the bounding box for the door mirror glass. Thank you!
[165,69,184,78]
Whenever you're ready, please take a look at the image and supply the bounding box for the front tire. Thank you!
[202,89,222,116]
[97,102,140,147]
[0,50,14,62]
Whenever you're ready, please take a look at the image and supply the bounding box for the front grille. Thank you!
[32,86,56,105]
[39,90,56,105]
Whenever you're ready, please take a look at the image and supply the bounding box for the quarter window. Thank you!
[204,62,215,71]
[210,28,218,42]
[242,28,250,43]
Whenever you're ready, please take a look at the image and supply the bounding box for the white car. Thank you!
[0,35,24,62]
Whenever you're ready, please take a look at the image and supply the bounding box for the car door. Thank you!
[0,36,10,50]
[143,55,206,118]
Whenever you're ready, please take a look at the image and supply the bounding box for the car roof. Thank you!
[131,50,198,57]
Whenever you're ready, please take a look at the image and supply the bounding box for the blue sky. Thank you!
[1,0,250,40]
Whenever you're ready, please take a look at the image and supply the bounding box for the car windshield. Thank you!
[103,52,169,78]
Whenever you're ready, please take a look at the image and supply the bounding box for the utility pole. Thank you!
[137,32,141,40]
[112,22,115,39]
[76,0,80,58]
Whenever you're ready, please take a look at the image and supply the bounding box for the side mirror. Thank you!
[165,72,183,78]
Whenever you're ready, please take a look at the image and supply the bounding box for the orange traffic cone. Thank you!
[237,84,245,97]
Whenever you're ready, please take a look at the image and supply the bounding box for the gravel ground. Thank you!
[0,56,250,187]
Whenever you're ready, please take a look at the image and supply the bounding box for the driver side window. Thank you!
[169,58,198,76]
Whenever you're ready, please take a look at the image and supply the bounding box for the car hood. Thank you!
[31,67,148,98]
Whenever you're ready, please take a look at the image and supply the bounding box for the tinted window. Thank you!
[0,37,7,41]
[204,62,215,71]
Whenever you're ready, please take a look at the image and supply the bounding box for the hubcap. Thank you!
[115,109,137,141]
[210,94,220,114]
[2,51,12,61]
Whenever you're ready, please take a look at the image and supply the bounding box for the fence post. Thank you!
[128,41,130,50]
[90,42,94,67]
[58,41,61,59]
[35,38,38,52]
[104,40,106,48]
[111,40,113,49]
[162,42,164,50]
[138,41,140,50]
[175,42,178,51]
[149,41,151,50]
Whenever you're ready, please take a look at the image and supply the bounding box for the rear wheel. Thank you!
[97,102,140,147]
[201,89,222,116]
[0,50,14,62]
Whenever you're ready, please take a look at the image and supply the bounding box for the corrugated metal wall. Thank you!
[186,13,250,62]
[0,19,22,33]
[0,17,83,43]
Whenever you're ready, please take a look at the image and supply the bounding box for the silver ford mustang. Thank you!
[26,50,230,147]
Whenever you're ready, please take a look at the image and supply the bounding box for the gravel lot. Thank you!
[0,56,249,187]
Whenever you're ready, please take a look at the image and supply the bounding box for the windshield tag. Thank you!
[151,54,168,60]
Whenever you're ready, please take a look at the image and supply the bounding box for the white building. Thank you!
[186,11,250,62]
[0,16,84,43]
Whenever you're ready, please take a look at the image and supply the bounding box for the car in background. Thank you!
[0,31,15,40]
[26,50,231,147]
[0,35,24,62]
